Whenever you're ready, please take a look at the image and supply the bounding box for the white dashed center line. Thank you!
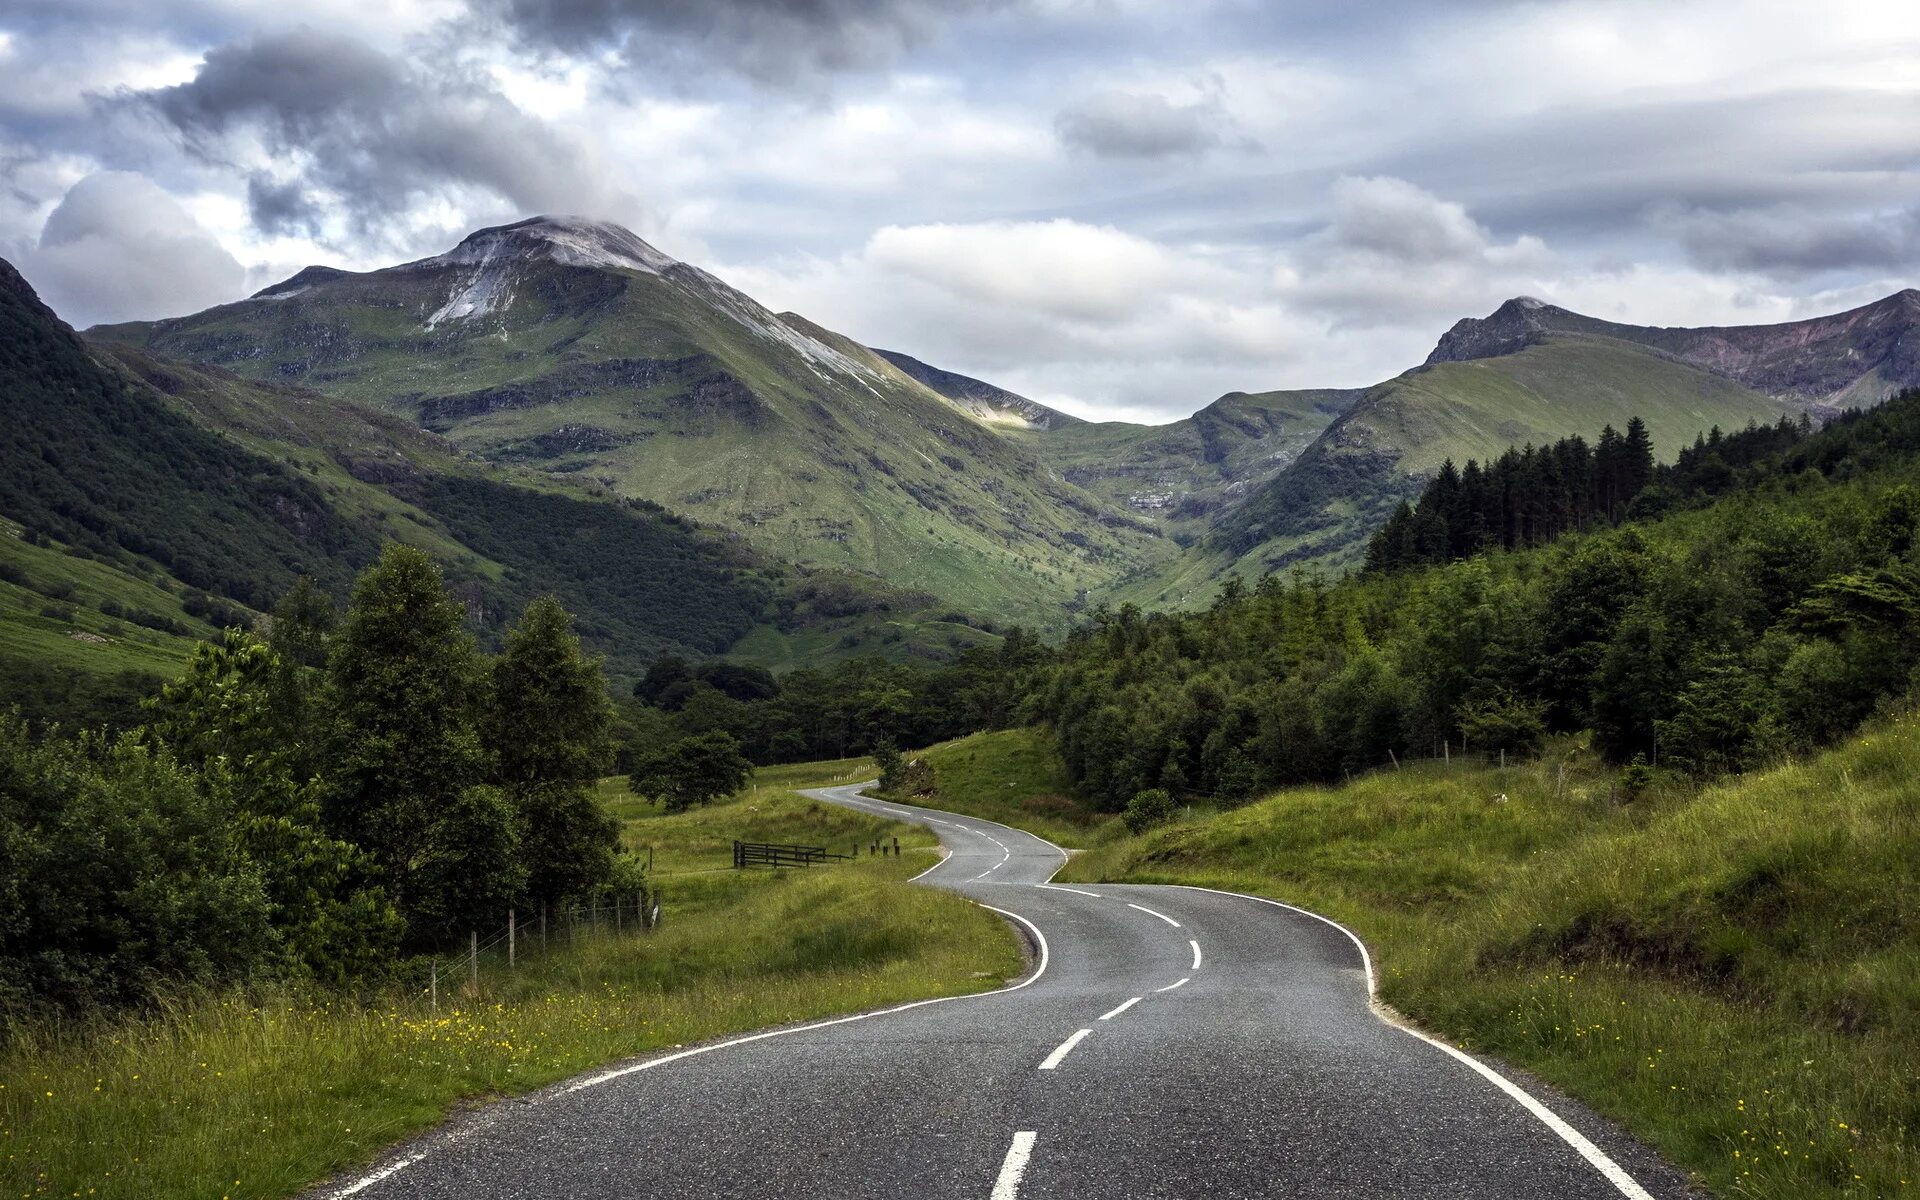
[991,1131,1038,1199]
[1188,939,1203,970]
[1035,883,1102,898]
[1155,977,1190,993]
[1126,902,1181,927]
[1038,1028,1093,1070]
[1098,997,1142,1021]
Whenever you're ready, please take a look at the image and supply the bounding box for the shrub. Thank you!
[1123,787,1177,834]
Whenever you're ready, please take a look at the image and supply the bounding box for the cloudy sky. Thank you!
[4,0,1918,421]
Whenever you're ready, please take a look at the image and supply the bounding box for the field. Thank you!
[906,724,1919,1198]
[875,728,1116,848]
[0,760,1022,1200]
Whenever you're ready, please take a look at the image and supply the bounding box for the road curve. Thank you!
[323,782,1696,1199]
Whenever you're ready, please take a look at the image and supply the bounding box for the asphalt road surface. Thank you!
[324,782,1695,1199]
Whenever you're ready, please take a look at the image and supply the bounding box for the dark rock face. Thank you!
[1424,298,1553,365]
[1426,290,1920,403]
[495,424,638,460]
[417,356,703,425]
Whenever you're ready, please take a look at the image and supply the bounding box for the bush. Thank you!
[1123,787,1177,834]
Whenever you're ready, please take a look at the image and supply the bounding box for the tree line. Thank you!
[1366,412,1819,572]
[1,546,643,1021]
[1029,391,1920,811]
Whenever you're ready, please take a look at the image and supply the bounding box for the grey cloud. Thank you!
[22,170,245,326]
[484,0,1009,83]
[128,30,631,246]
[246,174,321,239]
[1657,204,1920,278]
[1054,90,1223,159]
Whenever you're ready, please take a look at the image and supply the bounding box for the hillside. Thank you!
[869,348,1082,430]
[1016,387,1361,545]
[0,257,1003,724]
[93,217,1168,626]
[1185,332,1801,594]
[1430,290,1920,406]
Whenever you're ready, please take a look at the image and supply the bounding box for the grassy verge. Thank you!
[924,725,1918,1198]
[1,763,1022,1200]
[878,728,1118,848]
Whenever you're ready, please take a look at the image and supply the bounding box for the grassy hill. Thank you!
[891,720,1918,1199]
[1017,387,1359,544]
[0,256,1001,725]
[1179,334,1800,595]
[93,218,1169,628]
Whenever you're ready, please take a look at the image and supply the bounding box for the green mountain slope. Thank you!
[0,258,996,723]
[1134,334,1800,604]
[94,217,1167,626]
[1017,387,1360,543]
[1429,290,1920,405]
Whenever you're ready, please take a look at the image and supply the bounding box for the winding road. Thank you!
[326,782,1695,1199]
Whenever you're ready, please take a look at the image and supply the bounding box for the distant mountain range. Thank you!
[49,213,1920,630]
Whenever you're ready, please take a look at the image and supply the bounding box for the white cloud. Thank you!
[21,170,246,327]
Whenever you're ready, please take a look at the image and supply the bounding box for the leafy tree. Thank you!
[488,596,617,906]
[406,785,526,942]
[633,731,752,813]
[144,630,401,980]
[321,545,488,936]
[0,717,277,1017]
[872,738,906,791]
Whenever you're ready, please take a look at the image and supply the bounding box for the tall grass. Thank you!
[1,768,1021,1200]
[1017,721,1917,1198]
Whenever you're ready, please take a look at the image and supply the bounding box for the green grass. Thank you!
[879,729,1117,848]
[0,763,1022,1200]
[1041,723,1920,1199]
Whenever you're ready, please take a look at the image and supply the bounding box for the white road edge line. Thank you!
[1037,1027,1093,1071]
[1188,939,1203,970]
[906,847,951,883]
[1154,977,1190,993]
[1170,884,1656,1200]
[1098,997,1141,1021]
[326,899,1052,1197]
[991,1131,1038,1200]
[1035,883,1102,898]
[1126,902,1181,927]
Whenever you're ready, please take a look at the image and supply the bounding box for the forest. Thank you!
[1035,390,1920,810]
[0,547,672,1020]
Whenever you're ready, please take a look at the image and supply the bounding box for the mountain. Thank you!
[870,349,1082,431]
[1150,317,1822,605]
[1428,290,1920,407]
[0,254,1002,724]
[1013,388,1361,542]
[94,216,1168,627]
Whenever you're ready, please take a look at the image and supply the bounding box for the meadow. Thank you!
[915,723,1919,1198]
[0,760,1021,1200]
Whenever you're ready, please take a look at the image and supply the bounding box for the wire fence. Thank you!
[406,888,662,1014]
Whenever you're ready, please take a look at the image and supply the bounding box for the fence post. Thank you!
[430,960,438,1014]
[1444,740,1450,767]
[1500,748,1506,770]
[469,931,478,990]
[1388,748,1400,771]
[508,908,516,968]
[540,903,547,949]
[892,837,899,857]
[647,845,654,872]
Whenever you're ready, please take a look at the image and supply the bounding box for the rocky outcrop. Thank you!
[1427,290,1920,404]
